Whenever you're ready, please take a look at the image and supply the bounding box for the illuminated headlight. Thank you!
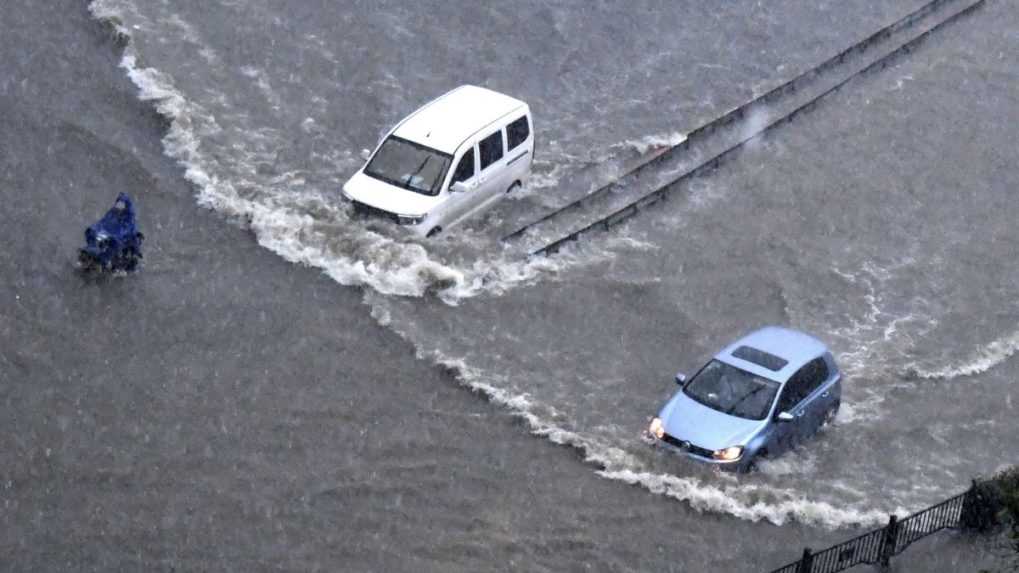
[397,214,426,226]
[648,417,665,440]
[713,446,744,462]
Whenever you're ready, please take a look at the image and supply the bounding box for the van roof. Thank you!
[393,85,528,155]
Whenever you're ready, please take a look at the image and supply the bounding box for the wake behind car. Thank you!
[648,326,841,472]
[342,85,533,238]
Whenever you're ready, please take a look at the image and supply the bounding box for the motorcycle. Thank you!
[78,193,145,273]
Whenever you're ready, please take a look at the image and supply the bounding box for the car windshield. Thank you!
[364,136,452,196]
[683,360,780,420]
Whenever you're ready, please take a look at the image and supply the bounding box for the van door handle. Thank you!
[822,391,830,398]
[796,409,805,417]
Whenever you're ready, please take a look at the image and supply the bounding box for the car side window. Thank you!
[507,116,530,151]
[805,357,830,390]
[776,376,807,414]
[450,148,476,186]
[479,131,504,170]
[777,358,830,414]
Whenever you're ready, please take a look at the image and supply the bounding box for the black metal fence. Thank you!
[768,484,974,573]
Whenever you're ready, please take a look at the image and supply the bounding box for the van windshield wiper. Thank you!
[404,156,432,191]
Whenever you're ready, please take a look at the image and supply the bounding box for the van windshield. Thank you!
[683,360,780,420]
[364,136,452,196]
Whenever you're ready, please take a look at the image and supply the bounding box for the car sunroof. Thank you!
[732,346,788,371]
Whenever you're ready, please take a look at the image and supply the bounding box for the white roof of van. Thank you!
[392,85,527,155]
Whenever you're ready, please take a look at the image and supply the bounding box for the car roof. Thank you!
[392,85,528,155]
[715,326,828,383]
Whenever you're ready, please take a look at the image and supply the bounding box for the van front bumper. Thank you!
[349,200,429,232]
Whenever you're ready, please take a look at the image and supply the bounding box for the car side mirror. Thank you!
[776,411,794,423]
[450,182,469,194]
[674,372,686,386]
[360,148,372,161]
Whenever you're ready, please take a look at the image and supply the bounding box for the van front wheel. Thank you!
[506,181,521,194]
[426,226,442,238]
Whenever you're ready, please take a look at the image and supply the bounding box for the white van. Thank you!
[341,85,533,237]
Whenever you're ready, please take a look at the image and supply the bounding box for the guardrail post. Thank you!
[796,548,813,573]
[960,479,978,530]
[960,478,1000,532]
[879,514,898,568]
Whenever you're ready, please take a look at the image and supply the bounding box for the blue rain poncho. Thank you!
[78,193,144,272]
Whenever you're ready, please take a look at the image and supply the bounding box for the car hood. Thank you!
[342,171,443,217]
[658,390,767,450]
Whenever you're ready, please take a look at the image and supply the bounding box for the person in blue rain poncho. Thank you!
[78,192,145,272]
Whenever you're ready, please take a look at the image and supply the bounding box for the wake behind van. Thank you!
[342,85,533,237]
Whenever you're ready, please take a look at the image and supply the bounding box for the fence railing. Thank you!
[767,484,975,573]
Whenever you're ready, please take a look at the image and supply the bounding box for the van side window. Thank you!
[507,116,530,151]
[479,131,504,170]
[450,148,475,185]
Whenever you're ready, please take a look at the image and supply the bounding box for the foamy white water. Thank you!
[906,329,1019,380]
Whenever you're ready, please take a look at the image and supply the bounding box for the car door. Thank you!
[812,354,840,424]
[472,128,509,212]
[799,358,833,435]
[440,146,478,226]
[505,114,532,186]
[769,375,809,454]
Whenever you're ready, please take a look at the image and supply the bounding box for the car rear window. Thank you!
[507,116,530,151]
[732,346,788,371]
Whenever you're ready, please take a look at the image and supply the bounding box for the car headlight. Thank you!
[648,417,665,440]
[397,214,426,226]
[713,446,744,461]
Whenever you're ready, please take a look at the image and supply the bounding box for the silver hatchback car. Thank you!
[649,326,841,471]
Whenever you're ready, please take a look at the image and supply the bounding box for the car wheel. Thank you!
[506,181,521,194]
[746,449,767,473]
[123,254,140,272]
[426,226,442,238]
[77,251,97,271]
[822,400,840,427]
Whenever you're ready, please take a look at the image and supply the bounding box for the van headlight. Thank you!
[712,446,743,461]
[648,417,665,440]
[397,214,426,226]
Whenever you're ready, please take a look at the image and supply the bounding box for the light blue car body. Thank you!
[655,326,841,471]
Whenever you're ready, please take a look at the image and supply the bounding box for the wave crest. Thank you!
[906,329,1019,380]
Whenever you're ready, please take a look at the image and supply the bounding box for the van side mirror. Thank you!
[450,182,469,194]
[776,412,794,423]
[674,372,686,386]
[360,148,372,161]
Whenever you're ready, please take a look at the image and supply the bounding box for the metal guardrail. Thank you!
[501,0,962,244]
[767,486,973,573]
[528,0,986,257]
